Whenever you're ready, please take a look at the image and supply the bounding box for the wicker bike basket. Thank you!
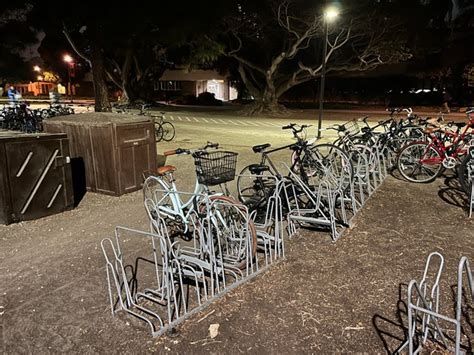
[344,120,360,136]
[193,151,238,186]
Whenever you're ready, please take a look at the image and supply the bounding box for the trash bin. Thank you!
[43,112,157,196]
[0,131,74,224]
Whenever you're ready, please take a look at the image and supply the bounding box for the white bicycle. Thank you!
[143,142,257,269]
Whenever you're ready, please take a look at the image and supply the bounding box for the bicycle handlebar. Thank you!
[282,123,312,134]
[163,142,219,157]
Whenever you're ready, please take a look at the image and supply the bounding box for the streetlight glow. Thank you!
[33,65,41,72]
[63,54,73,63]
[324,7,339,22]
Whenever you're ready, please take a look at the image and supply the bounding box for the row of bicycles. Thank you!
[0,102,75,133]
[101,106,474,337]
[100,109,403,336]
[113,103,176,142]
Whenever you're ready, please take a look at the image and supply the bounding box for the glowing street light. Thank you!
[317,5,340,138]
[37,75,44,81]
[33,65,41,72]
[63,54,73,63]
[324,7,340,22]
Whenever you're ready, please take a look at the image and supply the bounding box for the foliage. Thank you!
[0,3,38,83]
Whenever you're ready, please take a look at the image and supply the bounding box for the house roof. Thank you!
[160,69,227,81]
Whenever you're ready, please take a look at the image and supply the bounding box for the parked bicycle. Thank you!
[397,108,474,183]
[114,103,175,142]
[154,112,175,142]
[237,123,353,212]
[143,142,257,269]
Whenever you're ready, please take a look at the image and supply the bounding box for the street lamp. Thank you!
[33,65,41,72]
[317,6,340,138]
[63,54,74,100]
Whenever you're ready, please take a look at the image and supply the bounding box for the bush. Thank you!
[197,92,223,106]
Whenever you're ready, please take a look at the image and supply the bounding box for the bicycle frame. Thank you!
[421,119,474,164]
[154,175,207,232]
[258,143,301,177]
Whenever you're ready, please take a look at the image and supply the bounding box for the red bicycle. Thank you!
[397,110,474,183]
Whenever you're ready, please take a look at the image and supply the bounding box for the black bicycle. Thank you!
[236,123,353,213]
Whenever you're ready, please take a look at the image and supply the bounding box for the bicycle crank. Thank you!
[442,157,457,169]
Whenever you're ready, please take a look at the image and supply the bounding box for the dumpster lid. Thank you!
[44,112,153,126]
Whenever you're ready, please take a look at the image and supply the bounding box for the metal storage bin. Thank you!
[0,131,74,224]
[43,113,157,196]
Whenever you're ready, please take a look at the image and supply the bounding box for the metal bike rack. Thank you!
[285,164,346,241]
[101,174,287,337]
[397,253,474,354]
[237,173,286,265]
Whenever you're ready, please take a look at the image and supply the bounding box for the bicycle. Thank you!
[143,142,257,269]
[397,108,474,183]
[237,123,353,212]
[154,112,175,142]
[135,105,175,142]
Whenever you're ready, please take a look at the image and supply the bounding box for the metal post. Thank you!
[67,66,71,101]
[317,21,329,139]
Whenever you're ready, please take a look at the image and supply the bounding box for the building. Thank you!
[156,69,238,101]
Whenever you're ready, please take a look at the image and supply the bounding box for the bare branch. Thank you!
[62,27,91,65]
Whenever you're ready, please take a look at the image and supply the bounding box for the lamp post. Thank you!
[63,54,74,100]
[317,6,339,138]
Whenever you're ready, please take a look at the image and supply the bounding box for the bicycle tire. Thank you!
[200,195,257,270]
[154,122,164,142]
[305,143,353,192]
[458,154,473,195]
[236,164,274,205]
[397,141,443,183]
[161,121,175,142]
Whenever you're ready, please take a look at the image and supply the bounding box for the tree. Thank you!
[61,1,227,105]
[218,0,411,115]
[0,3,39,84]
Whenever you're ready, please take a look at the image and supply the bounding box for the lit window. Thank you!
[154,81,182,91]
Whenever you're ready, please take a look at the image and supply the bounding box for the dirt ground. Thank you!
[1,168,473,353]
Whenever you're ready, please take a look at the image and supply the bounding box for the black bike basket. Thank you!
[193,151,238,186]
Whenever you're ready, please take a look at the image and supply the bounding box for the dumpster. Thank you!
[0,131,74,224]
[43,113,157,196]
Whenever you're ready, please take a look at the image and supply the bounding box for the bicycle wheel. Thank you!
[458,154,474,195]
[237,164,274,206]
[203,195,257,270]
[154,122,164,142]
[305,143,353,192]
[161,121,175,142]
[397,142,443,183]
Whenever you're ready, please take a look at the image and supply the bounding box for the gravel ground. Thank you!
[1,108,473,353]
[1,173,473,353]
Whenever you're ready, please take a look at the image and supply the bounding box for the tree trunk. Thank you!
[242,86,288,116]
[90,43,111,112]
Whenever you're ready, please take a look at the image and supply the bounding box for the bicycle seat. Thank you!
[252,143,271,153]
[156,165,176,176]
[249,164,270,174]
